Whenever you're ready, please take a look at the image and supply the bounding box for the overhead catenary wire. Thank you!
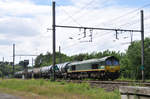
[56,0,107,25]
[94,6,150,35]
[56,3,82,26]
[94,9,139,28]
[102,13,150,40]
[58,3,150,42]
[93,11,150,42]
[60,15,142,51]
[119,14,150,28]
[56,25,140,45]
[82,5,149,39]
[94,3,150,27]
[56,0,103,26]
[55,1,150,43]
[61,16,143,51]
[62,28,128,52]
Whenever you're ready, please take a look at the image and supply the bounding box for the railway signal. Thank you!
[19,60,29,79]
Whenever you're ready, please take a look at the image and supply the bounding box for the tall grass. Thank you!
[117,76,137,81]
[0,79,121,99]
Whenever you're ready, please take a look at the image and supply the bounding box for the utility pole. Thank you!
[141,10,144,82]
[32,57,34,67]
[2,57,4,62]
[2,57,4,79]
[129,31,133,44]
[52,1,56,81]
[13,44,15,77]
[32,57,34,78]
[59,46,62,63]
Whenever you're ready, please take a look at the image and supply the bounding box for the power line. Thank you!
[60,12,144,50]
[56,0,100,25]
[119,14,150,29]
[93,26,137,44]
[63,2,112,24]
[15,55,38,56]
[56,0,114,27]
[56,2,150,42]
[95,3,150,27]
[61,42,80,51]
[61,3,150,40]
[58,21,141,51]
[62,30,114,51]
[76,4,148,40]
[56,3,82,26]
[93,13,149,41]
[75,15,139,42]
[62,18,142,49]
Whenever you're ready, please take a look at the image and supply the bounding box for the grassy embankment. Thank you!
[0,79,121,99]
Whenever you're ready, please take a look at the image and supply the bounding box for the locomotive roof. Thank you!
[68,56,115,66]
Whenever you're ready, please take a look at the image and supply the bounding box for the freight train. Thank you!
[15,56,120,80]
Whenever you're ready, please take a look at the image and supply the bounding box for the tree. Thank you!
[34,52,71,67]
[121,38,150,79]
[34,50,124,67]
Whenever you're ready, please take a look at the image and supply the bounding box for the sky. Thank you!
[0,0,150,66]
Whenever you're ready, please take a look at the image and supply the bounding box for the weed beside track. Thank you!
[0,79,121,99]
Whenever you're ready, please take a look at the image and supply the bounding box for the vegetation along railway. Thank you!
[15,56,120,80]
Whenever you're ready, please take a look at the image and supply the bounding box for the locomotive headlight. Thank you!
[101,66,105,69]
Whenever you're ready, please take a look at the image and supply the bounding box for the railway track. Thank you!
[56,80,150,91]
[61,80,150,86]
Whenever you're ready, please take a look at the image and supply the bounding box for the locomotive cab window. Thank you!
[71,65,76,71]
[112,60,119,66]
[92,64,98,69]
[106,60,112,66]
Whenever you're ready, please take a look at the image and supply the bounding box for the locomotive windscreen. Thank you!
[106,58,119,66]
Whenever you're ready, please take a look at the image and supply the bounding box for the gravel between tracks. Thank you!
[90,83,126,91]
[89,81,150,91]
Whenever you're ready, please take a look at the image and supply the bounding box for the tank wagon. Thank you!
[15,56,120,80]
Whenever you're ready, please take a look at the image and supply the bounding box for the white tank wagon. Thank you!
[14,71,24,78]
[15,69,33,78]
[56,62,70,78]
[27,69,33,78]
[32,67,42,78]
[40,65,52,78]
